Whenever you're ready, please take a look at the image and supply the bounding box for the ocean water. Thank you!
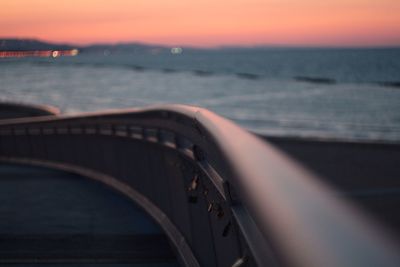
[1,48,400,142]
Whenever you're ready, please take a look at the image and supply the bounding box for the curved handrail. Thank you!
[0,104,399,267]
[0,101,60,119]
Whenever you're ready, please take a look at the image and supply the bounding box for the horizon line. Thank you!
[1,36,400,50]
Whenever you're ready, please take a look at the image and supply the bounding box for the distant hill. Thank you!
[80,42,171,54]
[1,38,294,54]
[0,38,261,54]
[0,39,75,51]
[0,38,186,54]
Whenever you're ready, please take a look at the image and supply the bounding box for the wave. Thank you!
[294,76,336,84]
[128,65,146,71]
[235,72,260,80]
[374,81,400,88]
[192,70,213,76]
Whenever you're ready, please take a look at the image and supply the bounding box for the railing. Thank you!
[0,101,59,119]
[0,104,399,267]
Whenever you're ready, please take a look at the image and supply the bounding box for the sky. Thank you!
[1,0,400,47]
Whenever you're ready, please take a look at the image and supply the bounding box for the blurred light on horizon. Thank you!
[71,49,79,56]
[0,49,79,58]
[0,0,399,47]
[171,47,183,54]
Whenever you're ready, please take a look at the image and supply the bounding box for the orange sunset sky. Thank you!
[1,0,400,47]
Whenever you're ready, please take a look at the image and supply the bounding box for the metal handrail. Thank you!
[0,101,60,119]
[0,104,399,267]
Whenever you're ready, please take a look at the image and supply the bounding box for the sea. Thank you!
[1,47,400,142]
